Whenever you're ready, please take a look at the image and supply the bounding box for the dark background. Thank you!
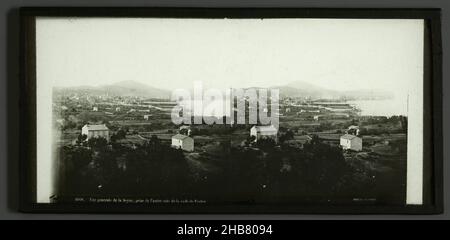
[0,0,448,219]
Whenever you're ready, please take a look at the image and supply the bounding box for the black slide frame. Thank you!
[19,7,443,214]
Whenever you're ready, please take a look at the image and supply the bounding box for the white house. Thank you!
[81,124,110,141]
[171,134,194,152]
[143,114,152,120]
[92,106,98,112]
[250,125,278,142]
[340,134,362,151]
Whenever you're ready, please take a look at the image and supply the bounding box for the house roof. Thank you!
[83,124,109,131]
[252,125,278,133]
[172,134,191,140]
[340,134,359,140]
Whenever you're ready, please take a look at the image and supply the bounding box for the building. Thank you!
[171,134,194,152]
[143,114,152,120]
[250,125,278,142]
[81,124,110,141]
[340,134,362,151]
[92,106,98,111]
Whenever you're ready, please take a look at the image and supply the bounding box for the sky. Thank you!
[36,17,423,93]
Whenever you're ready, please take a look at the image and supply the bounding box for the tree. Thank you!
[298,135,350,196]
[59,145,94,196]
[115,129,127,139]
[400,116,408,133]
[68,146,93,170]
[87,137,108,149]
[279,129,294,143]
[76,134,87,145]
[179,128,189,135]
[245,135,256,145]
[226,146,265,201]
[257,137,276,150]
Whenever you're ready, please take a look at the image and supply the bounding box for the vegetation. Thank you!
[56,133,402,204]
[59,136,191,199]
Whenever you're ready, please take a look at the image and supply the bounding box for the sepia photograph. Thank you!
[19,8,442,213]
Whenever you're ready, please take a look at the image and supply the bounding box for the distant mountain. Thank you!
[272,80,393,100]
[101,80,170,98]
[285,81,329,92]
[272,81,338,98]
[54,80,392,100]
[54,80,170,99]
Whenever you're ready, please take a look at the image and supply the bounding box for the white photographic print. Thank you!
[35,17,424,206]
